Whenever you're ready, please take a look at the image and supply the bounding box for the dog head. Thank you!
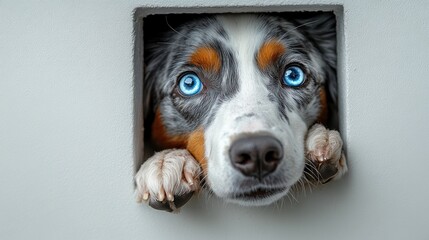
[143,13,337,206]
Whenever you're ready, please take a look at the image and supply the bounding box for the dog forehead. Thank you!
[181,15,289,74]
[216,15,268,55]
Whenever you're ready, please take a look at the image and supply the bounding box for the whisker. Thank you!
[305,162,323,180]
[289,191,299,204]
[303,168,319,183]
[286,194,294,204]
[165,16,186,38]
[150,41,186,48]
[280,18,323,39]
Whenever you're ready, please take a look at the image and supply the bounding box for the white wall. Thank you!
[1,0,428,239]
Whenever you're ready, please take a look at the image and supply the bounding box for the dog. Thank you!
[135,13,348,212]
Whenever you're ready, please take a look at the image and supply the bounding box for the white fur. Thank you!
[135,149,201,203]
[203,16,308,206]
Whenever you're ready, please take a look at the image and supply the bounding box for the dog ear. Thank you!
[295,12,337,72]
[143,64,155,122]
[293,12,339,129]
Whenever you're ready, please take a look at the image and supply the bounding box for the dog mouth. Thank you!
[231,187,287,201]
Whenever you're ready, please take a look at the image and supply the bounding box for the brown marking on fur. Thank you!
[151,109,207,174]
[257,40,286,70]
[151,109,187,149]
[187,129,207,174]
[189,46,221,72]
[317,88,328,124]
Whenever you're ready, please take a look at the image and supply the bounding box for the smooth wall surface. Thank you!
[1,1,428,239]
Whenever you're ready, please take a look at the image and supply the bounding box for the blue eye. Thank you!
[178,73,203,96]
[283,66,305,87]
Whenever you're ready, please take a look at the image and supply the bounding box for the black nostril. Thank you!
[265,150,281,162]
[237,153,252,164]
[229,135,283,180]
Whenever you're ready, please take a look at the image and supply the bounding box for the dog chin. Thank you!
[224,187,290,207]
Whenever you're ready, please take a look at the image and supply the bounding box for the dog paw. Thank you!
[135,149,201,212]
[304,124,348,184]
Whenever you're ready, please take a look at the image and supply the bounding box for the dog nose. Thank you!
[229,135,283,180]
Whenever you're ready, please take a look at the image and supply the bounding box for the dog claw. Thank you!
[167,193,174,202]
[142,192,149,201]
[184,172,194,186]
[157,190,166,202]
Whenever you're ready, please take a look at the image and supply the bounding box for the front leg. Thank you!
[135,149,201,212]
[304,124,348,184]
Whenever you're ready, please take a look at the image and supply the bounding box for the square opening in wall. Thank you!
[133,8,346,211]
